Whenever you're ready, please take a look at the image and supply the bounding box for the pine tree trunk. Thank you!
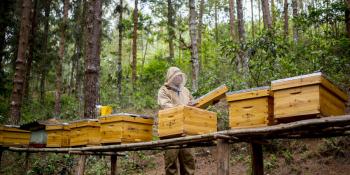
[258,0,261,29]
[236,0,245,42]
[9,0,32,125]
[261,0,272,29]
[84,0,102,119]
[131,0,138,89]
[345,0,350,38]
[55,0,69,117]
[40,0,51,104]
[23,0,40,102]
[251,0,255,39]
[167,0,175,60]
[284,0,289,38]
[189,0,199,92]
[214,0,218,42]
[117,0,123,99]
[228,0,236,40]
[292,0,298,42]
[271,0,275,27]
[197,0,204,69]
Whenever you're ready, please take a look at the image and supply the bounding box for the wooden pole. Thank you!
[110,155,117,175]
[76,155,87,175]
[250,143,263,175]
[217,139,230,175]
[0,149,3,169]
[24,152,30,174]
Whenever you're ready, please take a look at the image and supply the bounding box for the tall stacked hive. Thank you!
[69,119,100,146]
[99,114,153,144]
[272,72,348,122]
[46,124,70,147]
[0,125,30,147]
[158,105,217,138]
[226,86,273,128]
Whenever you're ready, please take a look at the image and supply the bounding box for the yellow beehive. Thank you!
[0,125,30,147]
[158,105,217,138]
[46,124,70,147]
[272,72,348,122]
[193,85,228,108]
[226,86,274,128]
[100,106,113,116]
[69,119,100,147]
[99,113,153,144]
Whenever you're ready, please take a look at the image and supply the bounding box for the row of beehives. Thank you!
[158,72,349,138]
[0,72,348,147]
[0,114,154,148]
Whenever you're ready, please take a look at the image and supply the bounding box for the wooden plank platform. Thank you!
[5,114,350,153]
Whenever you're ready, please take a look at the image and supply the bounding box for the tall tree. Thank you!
[197,0,205,68]
[40,0,51,103]
[131,0,138,89]
[84,0,102,118]
[236,0,245,42]
[55,0,69,117]
[271,0,276,26]
[345,0,350,38]
[117,0,123,99]
[189,0,199,92]
[214,0,219,42]
[251,0,255,39]
[261,0,272,29]
[9,0,33,124]
[23,0,40,101]
[228,0,236,40]
[284,0,289,38]
[167,0,175,60]
[292,0,298,41]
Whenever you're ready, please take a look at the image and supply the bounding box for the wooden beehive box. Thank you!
[99,113,153,144]
[69,119,100,147]
[0,125,30,147]
[20,121,48,148]
[158,105,217,138]
[226,86,273,128]
[271,72,348,123]
[46,123,70,147]
[193,85,228,109]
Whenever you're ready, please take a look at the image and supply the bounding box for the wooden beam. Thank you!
[111,155,117,175]
[24,152,30,174]
[250,143,263,175]
[217,139,230,175]
[76,155,86,175]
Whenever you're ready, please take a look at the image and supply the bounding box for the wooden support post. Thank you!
[24,152,30,174]
[0,149,3,169]
[250,143,264,175]
[110,155,117,175]
[217,139,230,175]
[76,155,87,175]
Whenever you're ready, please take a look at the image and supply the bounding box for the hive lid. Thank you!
[192,84,228,108]
[69,119,99,128]
[226,86,271,102]
[271,72,348,101]
[99,113,154,124]
[1,125,30,132]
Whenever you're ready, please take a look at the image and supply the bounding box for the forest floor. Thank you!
[117,137,350,175]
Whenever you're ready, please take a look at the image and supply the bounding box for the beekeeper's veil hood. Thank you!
[164,67,187,88]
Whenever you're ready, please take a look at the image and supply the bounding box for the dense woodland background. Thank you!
[1,0,350,174]
[0,0,349,124]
